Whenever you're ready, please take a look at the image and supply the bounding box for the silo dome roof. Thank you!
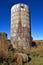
[11,3,29,10]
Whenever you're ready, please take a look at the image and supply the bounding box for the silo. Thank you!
[11,4,32,50]
[0,32,8,57]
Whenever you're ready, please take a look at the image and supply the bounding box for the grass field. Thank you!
[0,40,43,65]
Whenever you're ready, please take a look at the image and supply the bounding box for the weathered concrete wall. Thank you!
[11,4,32,50]
[0,32,8,55]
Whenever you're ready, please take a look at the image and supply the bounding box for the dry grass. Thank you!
[0,40,43,65]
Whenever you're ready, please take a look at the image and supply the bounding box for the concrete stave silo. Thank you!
[11,4,32,50]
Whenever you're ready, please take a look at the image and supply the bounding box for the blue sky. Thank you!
[0,0,43,40]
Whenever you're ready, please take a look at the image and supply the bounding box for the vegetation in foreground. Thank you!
[0,41,43,65]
